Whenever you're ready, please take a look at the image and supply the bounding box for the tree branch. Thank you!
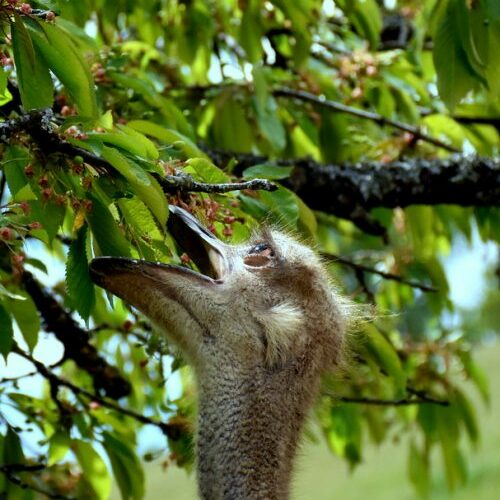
[205,148,500,235]
[13,345,187,441]
[0,110,275,193]
[21,270,131,400]
[0,463,72,500]
[281,154,500,235]
[156,173,276,193]
[337,394,449,406]
[321,252,438,292]
[273,87,460,153]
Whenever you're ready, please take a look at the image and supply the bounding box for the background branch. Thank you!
[13,345,187,441]
[322,252,438,292]
[21,271,131,399]
[273,88,460,153]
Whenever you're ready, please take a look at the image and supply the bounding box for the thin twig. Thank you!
[0,463,73,500]
[12,345,186,441]
[337,394,449,406]
[406,386,449,405]
[322,252,437,292]
[21,270,131,399]
[273,87,460,153]
[156,173,276,194]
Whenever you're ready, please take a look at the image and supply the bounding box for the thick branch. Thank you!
[21,271,131,400]
[274,88,460,153]
[282,154,500,235]
[205,148,500,235]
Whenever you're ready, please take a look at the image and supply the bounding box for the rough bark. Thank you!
[282,155,500,234]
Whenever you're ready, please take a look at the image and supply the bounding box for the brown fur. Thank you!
[90,216,348,500]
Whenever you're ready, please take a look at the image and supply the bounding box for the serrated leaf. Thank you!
[86,197,131,257]
[118,196,168,261]
[29,199,66,244]
[73,440,112,500]
[101,147,168,226]
[102,431,145,500]
[10,15,54,110]
[66,225,95,321]
[25,17,97,117]
[185,157,229,183]
[0,302,14,361]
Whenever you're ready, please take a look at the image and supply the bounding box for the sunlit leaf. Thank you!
[66,225,95,321]
[73,440,112,500]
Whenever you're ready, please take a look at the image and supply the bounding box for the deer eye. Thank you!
[249,242,274,257]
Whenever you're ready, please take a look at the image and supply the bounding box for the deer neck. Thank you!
[195,365,315,500]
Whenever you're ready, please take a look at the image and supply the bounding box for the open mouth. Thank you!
[89,205,228,285]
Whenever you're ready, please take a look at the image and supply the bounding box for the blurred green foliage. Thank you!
[0,0,498,498]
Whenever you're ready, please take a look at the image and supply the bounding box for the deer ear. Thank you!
[259,302,304,366]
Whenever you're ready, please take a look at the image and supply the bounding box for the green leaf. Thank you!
[101,147,168,226]
[66,225,95,321]
[346,0,382,49]
[242,164,293,181]
[6,292,40,351]
[212,92,253,152]
[118,196,168,261]
[454,389,479,445]
[408,440,430,497]
[48,431,70,466]
[10,15,54,110]
[239,1,262,63]
[29,200,66,244]
[485,20,500,96]
[127,120,207,159]
[86,197,131,257]
[259,187,299,226]
[102,431,145,500]
[433,0,478,110]
[327,405,362,466]
[363,324,406,396]
[89,128,158,160]
[0,283,26,301]
[1,145,30,197]
[185,157,229,183]
[0,303,14,361]
[458,350,490,404]
[25,17,97,117]
[73,440,112,500]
